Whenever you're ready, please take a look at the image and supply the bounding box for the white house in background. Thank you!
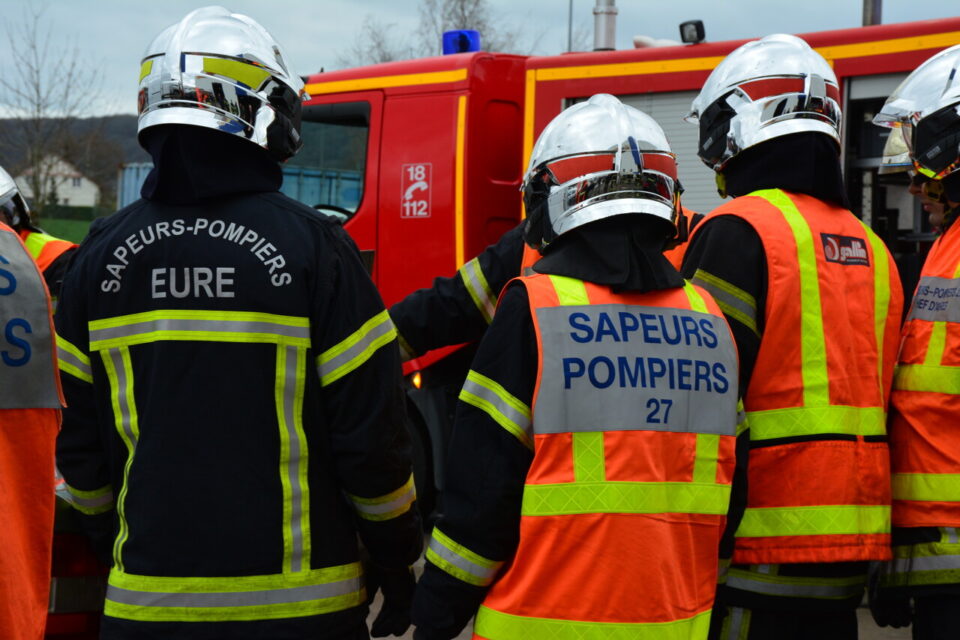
[15,156,100,207]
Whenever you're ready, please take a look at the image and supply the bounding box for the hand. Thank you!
[867,563,912,628]
[370,565,416,637]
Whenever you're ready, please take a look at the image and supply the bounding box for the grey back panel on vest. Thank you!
[534,303,738,436]
[0,229,61,408]
[908,276,960,323]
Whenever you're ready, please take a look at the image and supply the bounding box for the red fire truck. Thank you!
[286,16,960,517]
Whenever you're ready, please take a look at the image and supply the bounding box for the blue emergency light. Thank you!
[442,30,481,55]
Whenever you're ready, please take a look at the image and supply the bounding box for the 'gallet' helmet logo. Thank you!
[821,233,870,266]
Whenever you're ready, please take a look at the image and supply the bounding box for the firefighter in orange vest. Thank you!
[0,220,64,638]
[681,35,904,639]
[871,43,960,639]
[411,93,745,640]
[0,166,78,301]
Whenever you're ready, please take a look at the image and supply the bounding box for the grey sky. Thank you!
[0,0,957,116]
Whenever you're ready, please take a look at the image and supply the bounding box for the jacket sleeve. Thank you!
[313,225,423,569]
[411,283,537,640]
[389,222,526,360]
[54,247,116,563]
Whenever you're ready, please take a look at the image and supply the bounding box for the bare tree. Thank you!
[336,14,418,67]
[0,5,103,219]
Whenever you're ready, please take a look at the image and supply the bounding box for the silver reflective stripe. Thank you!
[90,318,310,345]
[533,304,739,436]
[426,536,500,585]
[57,343,93,380]
[106,575,362,607]
[945,528,959,545]
[461,376,532,442]
[317,315,395,380]
[63,486,114,512]
[108,348,138,571]
[891,553,960,574]
[460,258,496,323]
[908,276,960,323]
[725,607,748,640]
[0,228,61,408]
[726,570,865,599]
[280,345,308,573]
[691,272,757,332]
[351,485,416,519]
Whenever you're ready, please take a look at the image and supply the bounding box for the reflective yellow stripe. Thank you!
[104,563,364,622]
[746,405,886,439]
[475,604,712,640]
[305,68,468,96]
[694,434,720,484]
[102,347,139,572]
[683,281,709,313]
[573,432,605,483]
[63,483,115,515]
[459,258,496,323]
[522,481,731,516]
[861,223,891,400]
[425,527,502,587]
[752,189,829,406]
[522,69,537,188]
[139,60,154,83]
[347,473,416,521]
[57,334,93,383]
[691,269,759,337]
[725,566,866,600]
[202,57,272,89]
[892,473,960,502]
[459,370,533,449]
[894,364,960,394]
[549,274,589,306]
[276,345,310,573]
[88,310,311,350]
[737,505,890,538]
[455,95,467,267]
[317,310,396,385]
[22,231,61,260]
[925,322,948,366]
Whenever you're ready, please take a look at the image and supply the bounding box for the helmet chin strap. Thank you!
[715,171,728,199]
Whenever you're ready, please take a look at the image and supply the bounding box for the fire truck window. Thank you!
[283,102,370,219]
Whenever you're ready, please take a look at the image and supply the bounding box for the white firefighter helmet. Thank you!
[0,165,31,230]
[687,34,841,171]
[878,127,913,175]
[874,44,960,180]
[137,5,306,161]
[521,93,680,251]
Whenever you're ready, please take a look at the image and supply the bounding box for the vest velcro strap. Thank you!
[893,364,960,394]
[746,405,886,440]
[737,505,890,538]
[893,473,960,503]
[474,605,711,640]
[103,563,364,622]
[725,566,866,600]
[521,481,730,516]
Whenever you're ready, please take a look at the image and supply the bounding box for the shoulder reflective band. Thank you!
[725,566,866,600]
[425,527,503,587]
[102,346,139,572]
[317,309,396,386]
[522,481,731,516]
[907,276,960,323]
[892,473,960,503]
[62,482,115,515]
[89,310,311,351]
[57,334,93,383]
[276,345,310,574]
[861,222,891,399]
[894,364,960,394]
[745,405,886,439]
[460,370,533,449]
[104,563,364,622]
[347,473,416,521]
[460,257,496,324]
[549,274,589,306]
[0,228,61,408]
[751,189,829,406]
[683,281,709,314]
[690,270,759,337]
[474,604,711,640]
[736,504,890,538]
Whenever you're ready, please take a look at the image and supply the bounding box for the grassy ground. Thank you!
[38,218,94,244]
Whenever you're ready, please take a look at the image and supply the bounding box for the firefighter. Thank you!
[411,94,745,640]
[0,219,63,638]
[871,43,960,639]
[0,165,77,301]
[54,7,420,639]
[681,34,904,639]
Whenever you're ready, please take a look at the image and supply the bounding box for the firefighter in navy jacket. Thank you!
[54,8,420,639]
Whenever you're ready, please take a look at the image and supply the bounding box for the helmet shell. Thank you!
[522,94,680,250]
[0,165,31,230]
[688,34,841,171]
[138,5,305,160]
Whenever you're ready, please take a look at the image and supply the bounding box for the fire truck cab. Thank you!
[295,17,960,514]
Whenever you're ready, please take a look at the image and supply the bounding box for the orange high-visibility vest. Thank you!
[520,242,539,276]
[889,220,960,528]
[474,274,739,639]
[19,229,77,274]
[705,188,902,564]
[0,222,63,639]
